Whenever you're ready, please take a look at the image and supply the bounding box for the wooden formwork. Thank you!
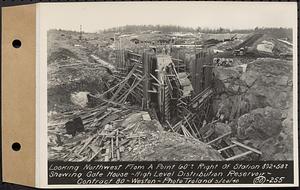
[192,50,214,95]
[172,58,186,73]
[122,51,188,123]
[122,51,155,110]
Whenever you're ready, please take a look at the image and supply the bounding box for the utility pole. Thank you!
[79,25,83,40]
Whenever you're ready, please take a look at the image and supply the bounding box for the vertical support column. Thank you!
[201,52,206,91]
[203,66,213,89]
[142,52,150,109]
[191,56,196,96]
[203,50,214,89]
[193,51,204,94]
[160,77,165,122]
[123,50,126,69]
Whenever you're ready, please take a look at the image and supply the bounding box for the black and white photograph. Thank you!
[41,1,297,187]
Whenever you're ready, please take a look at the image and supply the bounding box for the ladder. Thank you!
[208,135,262,161]
[222,140,262,161]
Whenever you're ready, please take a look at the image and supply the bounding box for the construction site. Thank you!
[47,27,293,162]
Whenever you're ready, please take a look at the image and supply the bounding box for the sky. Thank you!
[39,2,297,33]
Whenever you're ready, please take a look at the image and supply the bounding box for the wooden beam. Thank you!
[142,53,150,109]
[172,58,183,62]
[184,116,197,138]
[88,136,106,161]
[110,64,138,101]
[178,99,187,106]
[148,90,158,93]
[111,137,114,160]
[119,76,145,103]
[124,84,142,98]
[192,122,201,138]
[217,144,237,153]
[166,74,176,77]
[207,132,231,145]
[128,52,142,57]
[231,140,262,155]
[89,110,112,128]
[166,120,175,132]
[150,73,162,85]
[129,58,142,63]
[166,77,173,92]
[173,121,182,131]
[116,130,120,161]
[181,125,188,137]
[171,62,182,86]
[132,73,142,80]
[88,94,128,108]
[225,150,253,161]
[95,82,122,98]
[116,77,138,102]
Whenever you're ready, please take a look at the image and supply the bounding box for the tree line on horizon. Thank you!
[99,25,292,35]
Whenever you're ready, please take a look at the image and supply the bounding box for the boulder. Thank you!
[237,106,282,141]
[256,41,274,53]
[70,91,90,108]
[213,67,241,81]
[235,105,293,160]
[65,117,85,137]
[214,122,232,136]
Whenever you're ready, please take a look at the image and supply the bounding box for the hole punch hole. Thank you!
[12,39,22,48]
[12,142,21,151]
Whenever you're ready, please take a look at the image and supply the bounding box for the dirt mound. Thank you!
[234,33,292,56]
[122,123,223,161]
[48,48,79,64]
[47,30,112,113]
[235,33,263,49]
[118,112,224,161]
[47,65,110,112]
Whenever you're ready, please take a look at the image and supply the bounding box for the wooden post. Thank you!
[116,130,120,161]
[110,64,138,101]
[111,137,114,160]
[142,53,150,109]
[207,132,231,145]
[193,52,204,95]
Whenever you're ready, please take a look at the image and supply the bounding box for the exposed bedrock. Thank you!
[212,58,293,160]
